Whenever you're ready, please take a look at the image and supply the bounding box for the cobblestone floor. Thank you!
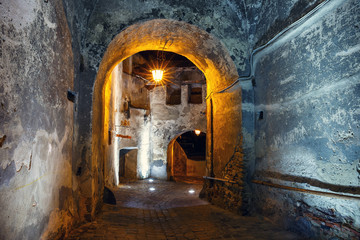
[66,180,304,240]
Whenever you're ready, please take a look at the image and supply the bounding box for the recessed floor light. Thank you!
[149,187,155,191]
[148,178,154,182]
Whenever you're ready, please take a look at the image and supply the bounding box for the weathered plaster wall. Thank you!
[62,0,100,224]
[84,0,250,75]
[200,84,244,214]
[149,85,207,179]
[252,0,360,238]
[104,61,152,185]
[0,0,77,239]
[244,0,324,48]
[239,0,327,194]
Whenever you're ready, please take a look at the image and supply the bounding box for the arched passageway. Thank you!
[167,130,206,182]
[89,19,243,218]
[104,50,208,185]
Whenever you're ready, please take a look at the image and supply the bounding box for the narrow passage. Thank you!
[67,180,303,240]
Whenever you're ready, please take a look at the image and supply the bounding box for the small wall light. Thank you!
[188,189,195,194]
[151,69,164,83]
[194,129,201,136]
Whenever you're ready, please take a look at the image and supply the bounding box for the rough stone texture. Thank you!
[252,0,360,238]
[245,0,324,49]
[62,0,101,225]
[149,85,206,179]
[0,0,76,239]
[84,0,250,75]
[199,82,245,213]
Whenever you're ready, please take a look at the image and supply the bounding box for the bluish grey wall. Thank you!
[252,0,360,238]
[83,0,250,74]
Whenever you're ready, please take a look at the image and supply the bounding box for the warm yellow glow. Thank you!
[152,69,164,82]
[195,129,201,136]
[103,71,112,142]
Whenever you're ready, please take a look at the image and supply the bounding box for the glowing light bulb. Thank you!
[152,69,164,82]
[149,187,155,191]
[194,129,201,136]
[188,189,195,194]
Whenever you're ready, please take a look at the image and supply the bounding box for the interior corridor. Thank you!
[66,180,302,240]
[1,1,359,240]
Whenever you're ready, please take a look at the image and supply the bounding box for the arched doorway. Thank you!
[167,130,206,183]
[89,19,242,218]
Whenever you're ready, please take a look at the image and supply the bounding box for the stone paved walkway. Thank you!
[66,180,304,240]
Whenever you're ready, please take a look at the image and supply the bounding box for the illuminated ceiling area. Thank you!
[124,50,206,88]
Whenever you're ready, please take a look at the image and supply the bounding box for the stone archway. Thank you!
[90,19,242,217]
[167,130,207,182]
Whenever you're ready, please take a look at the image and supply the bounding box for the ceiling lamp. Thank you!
[194,129,201,136]
[151,69,164,83]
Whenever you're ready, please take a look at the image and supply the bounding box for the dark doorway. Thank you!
[167,131,206,182]
[119,148,138,181]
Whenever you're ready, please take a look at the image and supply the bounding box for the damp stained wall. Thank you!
[0,0,76,239]
[83,0,250,74]
[252,0,360,238]
[149,85,207,179]
[104,62,151,186]
[240,0,326,187]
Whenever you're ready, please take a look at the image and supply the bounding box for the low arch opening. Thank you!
[167,130,207,183]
